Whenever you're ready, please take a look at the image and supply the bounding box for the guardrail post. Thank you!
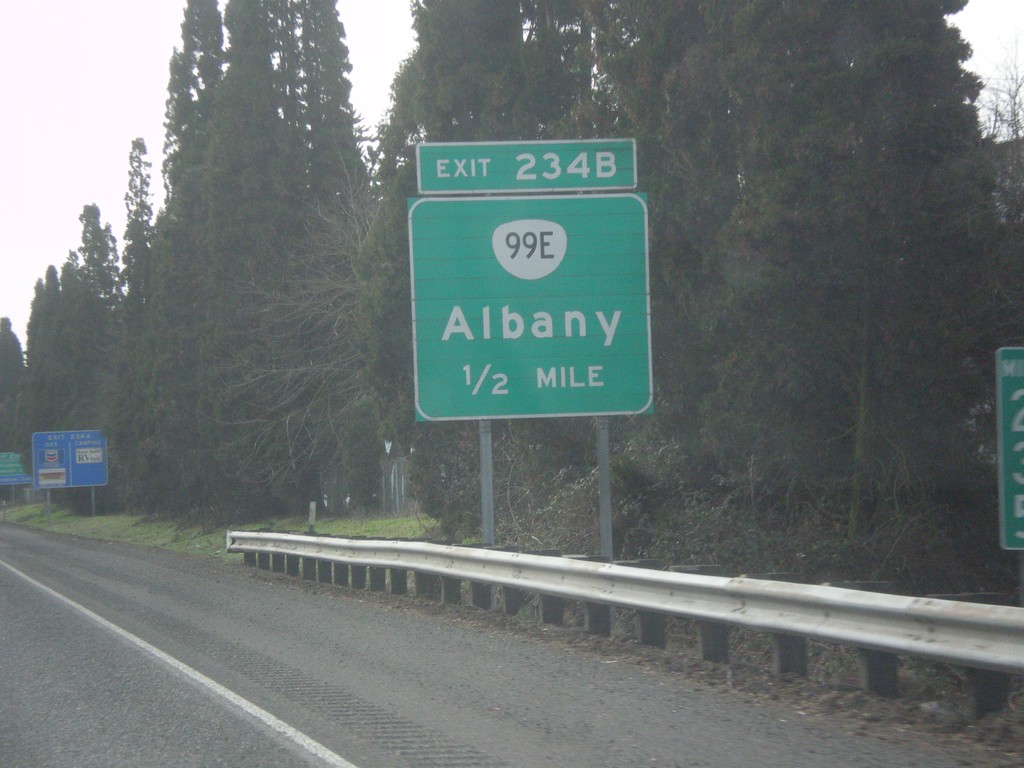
[528,550,564,626]
[696,621,729,664]
[771,634,808,676]
[286,554,301,577]
[619,559,666,647]
[584,602,613,636]
[503,586,525,615]
[333,562,349,587]
[750,574,807,676]
[316,559,333,583]
[539,594,565,626]
[302,557,317,581]
[368,566,387,592]
[858,648,899,697]
[470,545,517,609]
[966,668,1011,718]
[257,552,270,570]
[243,552,257,567]
[350,564,367,590]
[821,581,901,697]
[389,568,408,595]
[272,553,286,573]
[441,576,462,604]
[567,556,613,636]
[414,571,440,598]
[671,566,729,652]
[471,582,493,609]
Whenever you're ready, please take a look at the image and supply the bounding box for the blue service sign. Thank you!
[32,430,108,489]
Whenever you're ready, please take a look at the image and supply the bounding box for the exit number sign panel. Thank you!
[416,139,637,194]
[409,194,652,421]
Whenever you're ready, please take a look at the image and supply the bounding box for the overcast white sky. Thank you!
[0,1,1019,348]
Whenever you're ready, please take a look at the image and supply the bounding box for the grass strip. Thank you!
[0,503,432,559]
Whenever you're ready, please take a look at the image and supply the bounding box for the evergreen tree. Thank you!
[164,0,224,203]
[121,138,154,311]
[124,0,226,512]
[586,0,735,439]
[205,0,292,286]
[18,268,68,436]
[70,204,120,309]
[694,1,992,551]
[298,0,364,199]
[0,317,24,451]
[220,0,370,507]
[18,224,117,513]
[409,0,591,142]
[106,139,158,510]
[123,0,370,515]
[56,206,120,427]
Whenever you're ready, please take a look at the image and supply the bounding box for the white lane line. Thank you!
[0,557,360,768]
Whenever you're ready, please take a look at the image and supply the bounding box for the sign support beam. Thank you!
[597,417,613,560]
[480,420,495,546]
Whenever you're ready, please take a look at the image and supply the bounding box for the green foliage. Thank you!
[120,138,154,310]
[163,0,224,201]
[408,422,481,541]
[0,317,24,451]
[339,395,382,510]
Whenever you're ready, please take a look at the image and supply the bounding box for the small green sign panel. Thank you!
[997,347,1024,550]
[416,139,637,195]
[0,453,25,474]
[409,194,652,421]
[0,452,30,485]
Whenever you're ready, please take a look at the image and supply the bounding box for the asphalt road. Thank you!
[0,523,993,767]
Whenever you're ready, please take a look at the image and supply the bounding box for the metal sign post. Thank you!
[480,420,494,546]
[597,416,613,560]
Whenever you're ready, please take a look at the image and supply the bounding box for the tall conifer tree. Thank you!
[164,0,224,203]
[18,269,63,444]
[299,0,364,199]
[121,139,154,311]
[693,1,991,545]
[0,317,24,451]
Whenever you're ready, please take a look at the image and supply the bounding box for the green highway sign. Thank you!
[416,139,637,195]
[997,347,1024,550]
[0,452,30,485]
[409,193,651,421]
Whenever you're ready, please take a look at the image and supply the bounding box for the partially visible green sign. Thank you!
[0,452,30,485]
[0,453,23,472]
[409,193,651,421]
[997,347,1024,550]
[416,139,637,195]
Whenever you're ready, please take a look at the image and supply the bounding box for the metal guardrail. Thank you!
[226,531,1024,677]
